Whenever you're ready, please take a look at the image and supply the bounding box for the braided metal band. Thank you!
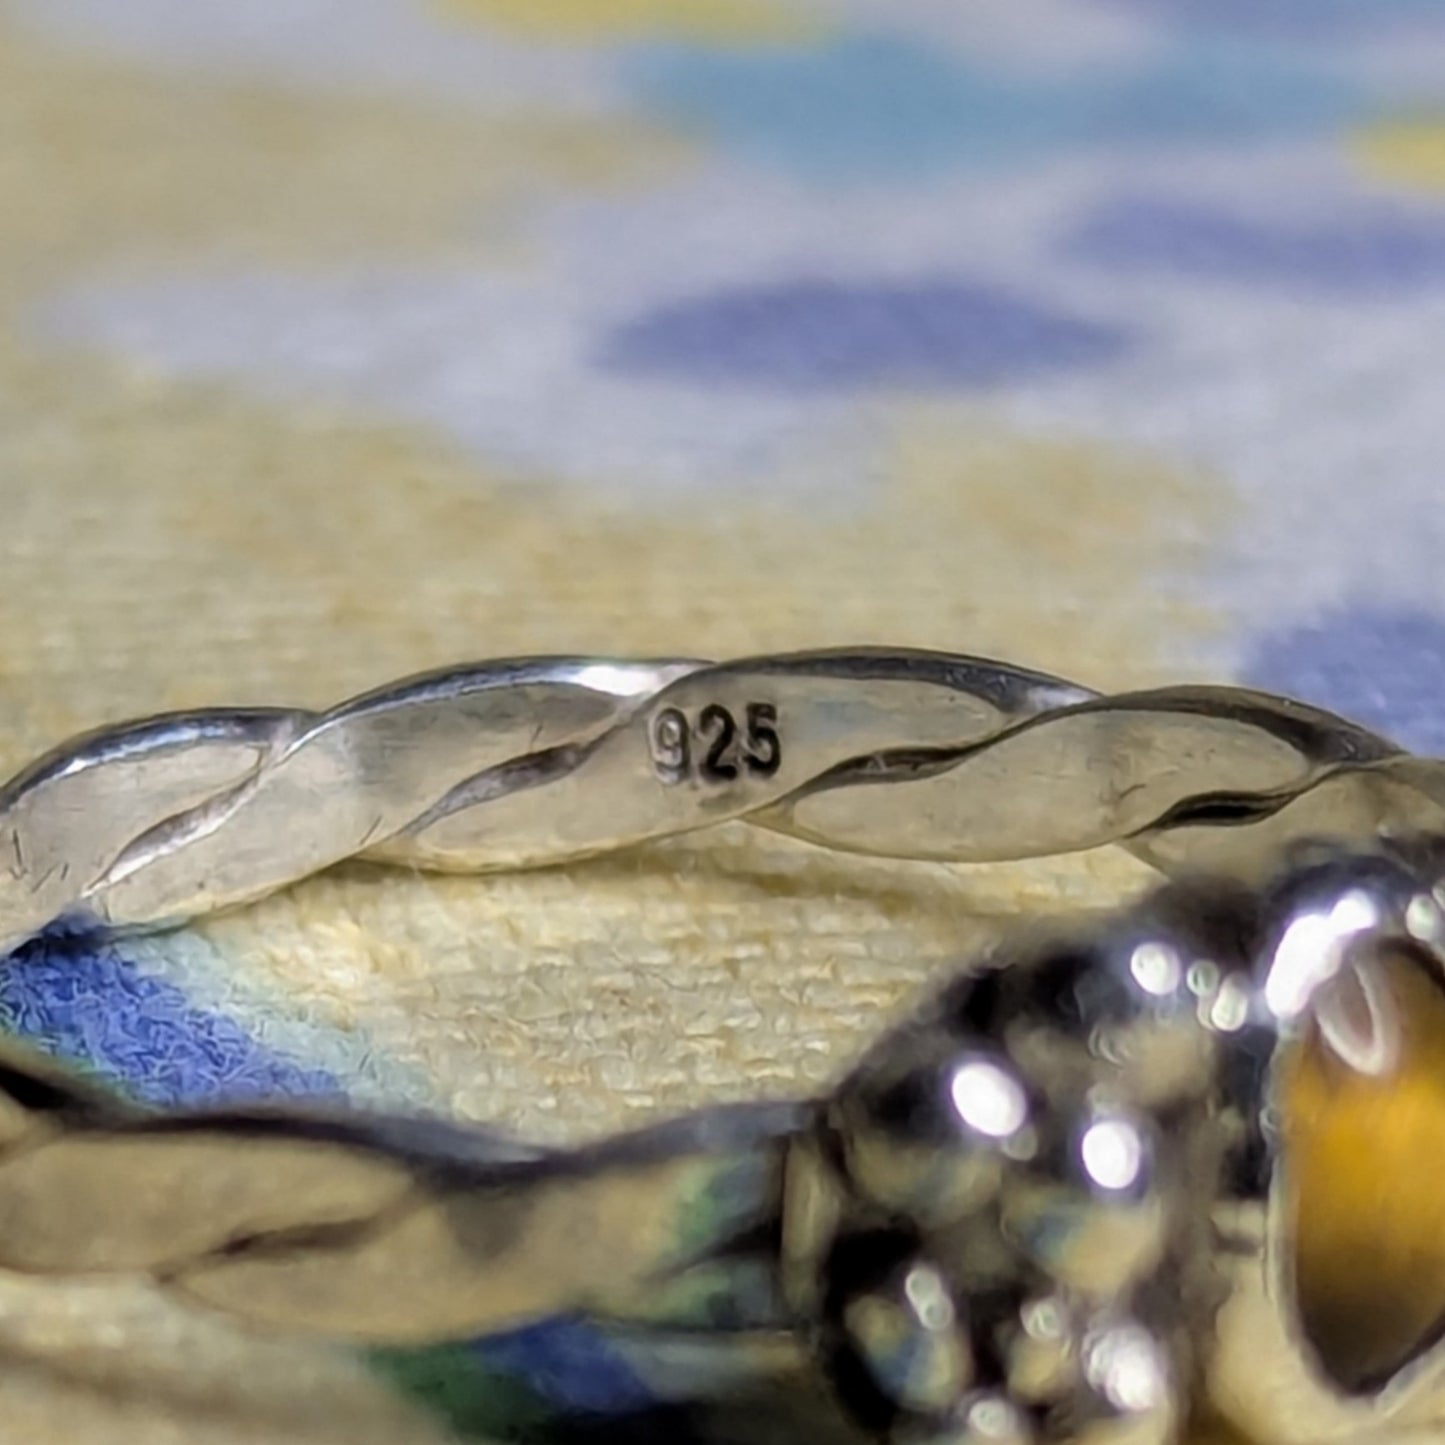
[1,647,1440,953]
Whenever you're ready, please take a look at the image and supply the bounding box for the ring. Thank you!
[1,647,1441,1444]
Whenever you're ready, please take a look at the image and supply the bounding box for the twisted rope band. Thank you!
[1,647,1440,953]
[0,1044,797,1346]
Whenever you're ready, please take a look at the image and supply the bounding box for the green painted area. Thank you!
[369,1343,554,1442]
[671,1146,780,1259]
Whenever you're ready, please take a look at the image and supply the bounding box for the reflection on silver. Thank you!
[1082,1322,1171,1415]
[1312,956,1401,1078]
[842,1256,974,1419]
[904,1263,959,1333]
[1080,1117,1145,1194]
[961,1393,1034,1445]
[1405,889,1444,943]
[1204,974,1250,1034]
[1129,943,1182,999]
[1264,889,1380,1021]
[1021,1297,1069,1343]
[950,1059,1029,1140]
[1184,960,1220,999]
[568,661,681,697]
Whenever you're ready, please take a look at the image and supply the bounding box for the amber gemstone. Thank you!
[1282,943,1445,1391]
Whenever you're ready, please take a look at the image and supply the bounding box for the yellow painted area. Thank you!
[1183,1411,1258,1445]
[440,0,816,44]
[1352,117,1445,191]
[1281,949,1445,1391]
[0,1272,457,1445]
[0,30,685,292]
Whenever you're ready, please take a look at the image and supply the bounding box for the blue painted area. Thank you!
[372,1321,657,1440]
[600,278,1128,390]
[1243,606,1445,756]
[1105,0,1445,40]
[625,36,1056,180]
[1085,45,1361,145]
[473,1318,656,1416]
[0,930,347,1107]
[1067,197,1445,295]
[622,36,1363,180]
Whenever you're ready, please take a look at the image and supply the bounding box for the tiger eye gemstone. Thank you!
[1281,943,1445,1391]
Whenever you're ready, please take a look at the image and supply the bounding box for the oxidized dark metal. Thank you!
[3,651,1445,1442]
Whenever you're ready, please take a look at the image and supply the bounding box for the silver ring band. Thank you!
[0,647,1433,951]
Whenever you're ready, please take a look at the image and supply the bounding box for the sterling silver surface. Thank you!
[3,648,1445,1444]
[1,646,1442,951]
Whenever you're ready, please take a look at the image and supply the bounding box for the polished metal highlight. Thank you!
[4,650,1445,1443]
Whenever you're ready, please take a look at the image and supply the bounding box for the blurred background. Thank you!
[3,2,1445,1441]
